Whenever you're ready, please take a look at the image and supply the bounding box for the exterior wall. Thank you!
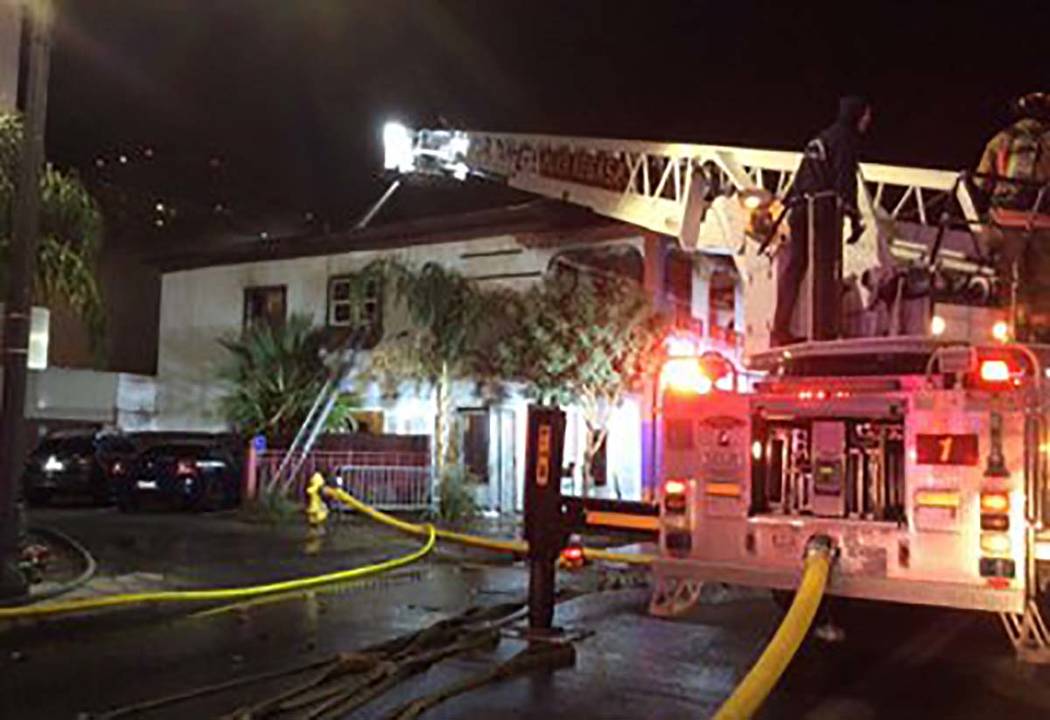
[25,367,156,427]
[156,254,331,430]
[1,366,157,444]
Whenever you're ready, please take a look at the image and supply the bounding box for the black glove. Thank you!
[845,216,865,245]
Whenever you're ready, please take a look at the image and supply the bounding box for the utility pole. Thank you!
[0,0,52,599]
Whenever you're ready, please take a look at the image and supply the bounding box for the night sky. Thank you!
[45,0,1050,243]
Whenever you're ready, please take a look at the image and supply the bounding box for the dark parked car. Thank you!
[23,430,137,506]
[115,441,241,512]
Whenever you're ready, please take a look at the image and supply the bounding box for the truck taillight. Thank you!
[980,492,1010,514]
[980,532,1011,556]
[176,458,197,476]
[979,489,1013,579]
[980,491,1010,531]
[663,480,687,513]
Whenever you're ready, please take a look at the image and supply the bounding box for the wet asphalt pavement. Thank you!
[3,507,1050,719]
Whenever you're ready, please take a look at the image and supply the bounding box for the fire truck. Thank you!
[384,123,1050,660]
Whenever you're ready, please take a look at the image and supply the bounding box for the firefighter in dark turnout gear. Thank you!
[772,96,872,346]
[974,92,1050,341]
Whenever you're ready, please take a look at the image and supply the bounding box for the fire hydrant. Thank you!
[305,473,329,528]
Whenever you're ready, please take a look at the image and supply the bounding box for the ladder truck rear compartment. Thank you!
[654,338,1050,621]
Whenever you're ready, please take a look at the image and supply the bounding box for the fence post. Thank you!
[243,441,259,502]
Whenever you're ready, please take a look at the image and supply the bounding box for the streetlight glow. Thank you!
[383,121,414,173]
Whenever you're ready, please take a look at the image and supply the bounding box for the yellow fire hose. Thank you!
[0,524,436,621]
[322,486,655,566]
[711,537,834,720]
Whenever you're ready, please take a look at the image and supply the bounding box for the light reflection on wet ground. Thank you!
[3,508,1050,719]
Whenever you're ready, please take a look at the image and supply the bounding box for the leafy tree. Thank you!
[496,271,667,495]
[369,260,490,476]
[0,113,105,345]
[218,313,358,446]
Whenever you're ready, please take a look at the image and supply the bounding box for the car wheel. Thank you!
[194,479,227,512]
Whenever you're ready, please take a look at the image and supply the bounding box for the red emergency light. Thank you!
[972,355,1024,390]
[661,357,712,395]
[979,359,1011,383]
[660,352,733,396]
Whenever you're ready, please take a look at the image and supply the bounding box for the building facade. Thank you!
[151,201,740,510]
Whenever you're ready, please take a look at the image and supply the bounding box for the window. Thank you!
[458,409,489,484]
[349,410,384,435]
[243,286,286,330]
[709,270,736,340]
[665,250,693,308]
[665,249,694,328]
[327,273,383,347]
[548,245,645,287]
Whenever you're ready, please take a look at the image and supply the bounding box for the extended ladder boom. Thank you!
[383,123,982,268]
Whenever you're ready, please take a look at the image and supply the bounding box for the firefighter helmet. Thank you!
[1012,92,1050,121]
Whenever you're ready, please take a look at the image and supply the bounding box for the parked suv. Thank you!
[115,439,241,512]
[23,430,137,506]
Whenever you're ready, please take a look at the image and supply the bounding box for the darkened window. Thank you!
[548,245,645,286]
[327,273,383,348]
[458,409,489,484]
[243,286,286,330]
[590,434,608,487]
[665,249,695,328]
[665,249,693,309]
[709,270,736,335]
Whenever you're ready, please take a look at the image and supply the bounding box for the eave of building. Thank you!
[150,200,642,274]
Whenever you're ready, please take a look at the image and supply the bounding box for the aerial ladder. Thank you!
[381,122,1001,358]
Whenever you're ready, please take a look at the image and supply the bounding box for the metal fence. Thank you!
[332,464,433,511]
[254,450,432,510]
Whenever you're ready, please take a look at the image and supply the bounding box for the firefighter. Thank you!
[975,92,1050,340]
[772,96,872,347]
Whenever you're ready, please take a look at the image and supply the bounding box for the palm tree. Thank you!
[218,313,358,446]
[0,113,105,346]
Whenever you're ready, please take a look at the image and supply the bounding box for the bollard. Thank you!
[523,406,570,631]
